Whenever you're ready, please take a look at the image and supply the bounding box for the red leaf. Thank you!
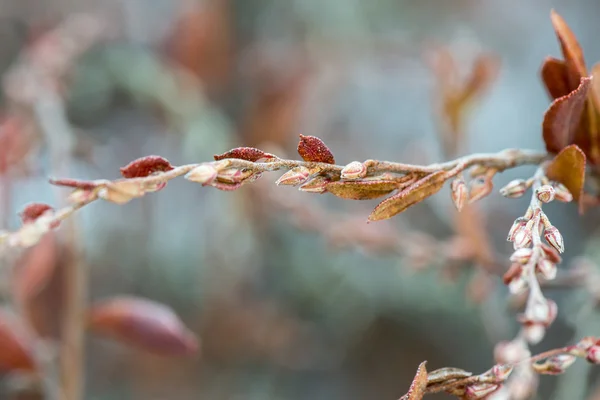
[550,9,588,88]
[14,232,58,305]
[120,155,174,178]
[214,147,276,162]
[542,77,591,154]
[0,309,36,372]
[540,57,572,99]
[19,203,54,225]
[89,296,199,356]
[49,178,99,190]
[545,144,586,211]
[368,171,446,221]
[406,361,428,400]
[297,134,335,164]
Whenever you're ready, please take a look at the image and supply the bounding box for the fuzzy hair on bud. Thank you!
[185,164,218,185]
[544,226,564,253]
[500,179,528,198]
[341,161,367,180]
[536,185,556,203]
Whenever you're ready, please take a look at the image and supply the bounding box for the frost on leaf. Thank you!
[297,134,335,164]
[542,77,591,154]
[120,155,174,178]
[368,171,446,221]
[325,180,398,200]
[89,296,199,356]
[545,144,586,210]
[214,147,276,162]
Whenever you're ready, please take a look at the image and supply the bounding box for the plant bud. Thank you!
[468,178,492,203]
[587,345,600,364]
[464,383,500,399]
[341,161,367,180]
[508,276,528,294]
[507,217,527,242]
[276,167,310,186]
[500,179,528,198]
[216,168,254,184]
[185,164,217,185]
[494,340,530,364]
[532,354,576,375]
[537,259,557,280]
[299,176,329,193]
[513,228,532,250]
[450,178,468,211]
[536,185,555,203]
[544,226,564,253]
[553,182,573,202]
[491,364,514,381]
[523,323,546,344]
[510,248,533,264]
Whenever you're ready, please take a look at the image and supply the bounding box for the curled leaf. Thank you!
[0,309,36,372]
[19,203,55,226]
[297,134,335,164]
[542,77,591,154]
[427,367,472,385]
[89,296,199,356]
[120,156,174,178]
[406,361,428,400]
[214,147,276,162]
[541,57,571,99]
[326,180,398,200]
[545,145,586,209]
[368,171,446,221]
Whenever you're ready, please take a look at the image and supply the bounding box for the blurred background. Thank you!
[2,0,600,399]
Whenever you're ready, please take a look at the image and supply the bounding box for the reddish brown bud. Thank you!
[276,167,310,186]
[450,178,468,211]
[297,134,335,164]
[120,155,174,178]
[500,179,528,198]
[341,161,367,180]
[536,184,556,203]
[544,226,564,253]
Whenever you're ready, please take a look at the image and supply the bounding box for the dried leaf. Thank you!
[550,10,587,88]
[214,147,276,162]
[545,144,586,210]
[120,155,174,178]
[15,233,58,305]
[542,77,591,153]
[297,134,335,164]
[0,309,36,372]
[427,367,472,385]
[326,180,398,200]
[541,57,571,99]
[406,361,428,400]
[89,296,199,356]
[368,171,446,221]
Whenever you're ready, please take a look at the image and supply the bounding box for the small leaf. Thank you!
[0,309,36,372]
[297,134,335,164]
[214,147,276,162]
[89,296,199,356]
[120,155,174,178]
[426,367,472,385]
[541,57,571,99]
[369,171,446,221]
[406,361,428,400]
[49,178,99,190]
[326,180,398,200]
[545,144,586,209]
[19,203,56,226]
[550,9,587,88]
[542,76,591,154]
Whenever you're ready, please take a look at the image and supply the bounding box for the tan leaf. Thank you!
[545,144,586,210]
[540,57,571,99]
[297,134,335,164]
[0,309,36,372]
[326,180,398,200]
[89,296,199,356]
[406,361,428,400]
[542,77,592,154]
[368,171,446,221]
